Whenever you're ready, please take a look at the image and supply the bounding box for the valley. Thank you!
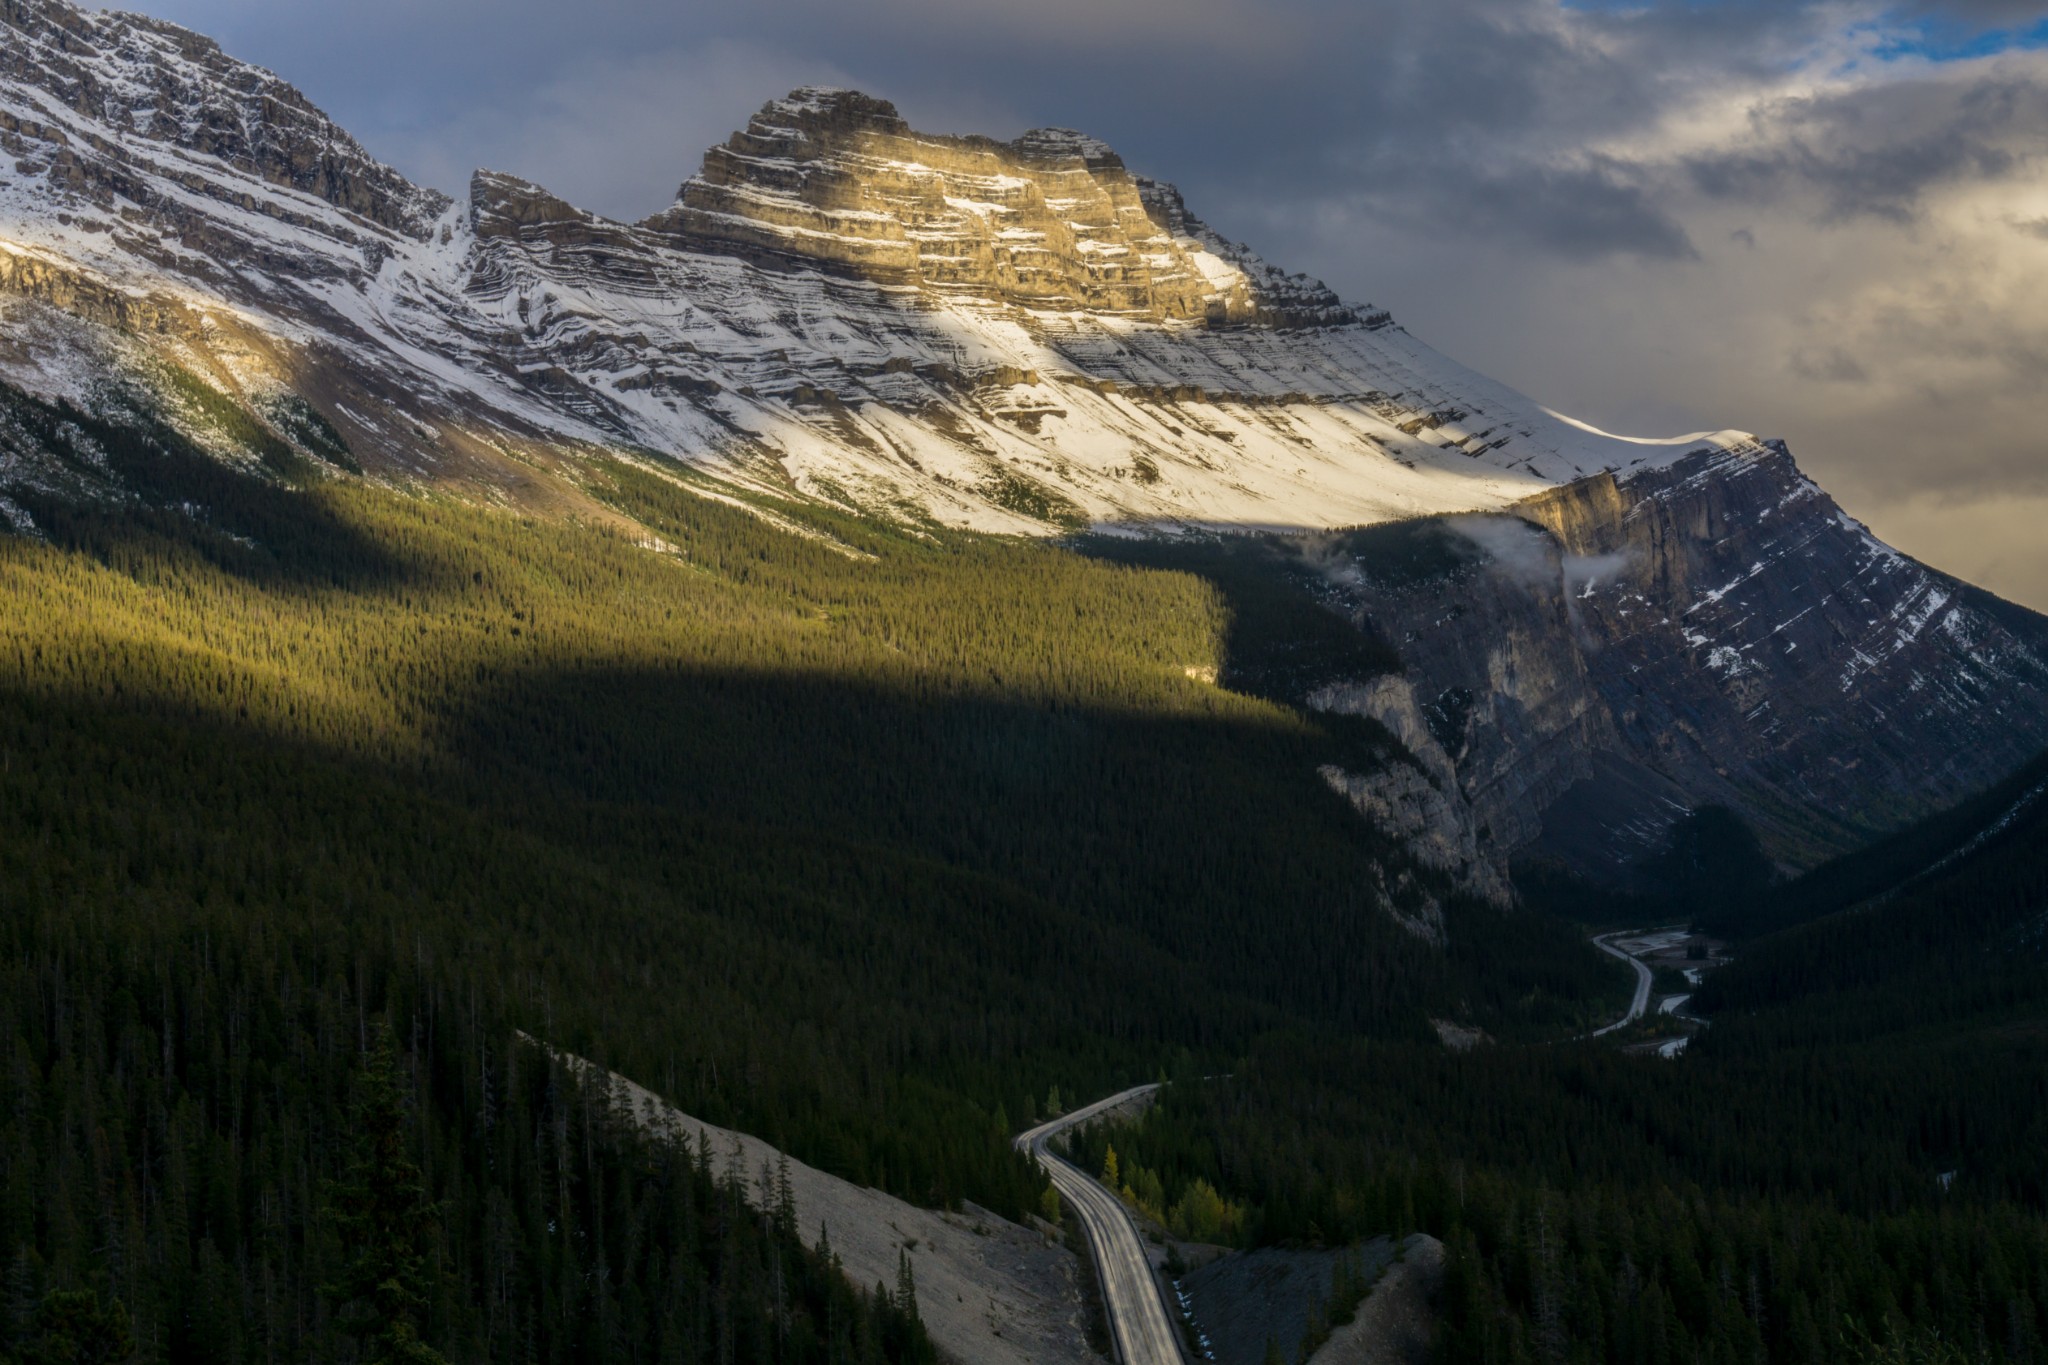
[1587,927,1730,1055]
[1,0,2046,1361]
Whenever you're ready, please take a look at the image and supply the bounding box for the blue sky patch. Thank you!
[1870,13,2048,63]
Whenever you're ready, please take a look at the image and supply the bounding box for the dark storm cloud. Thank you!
[118,0,2035,252]
[1684,75,2048,223]
[1333,157,1699,262]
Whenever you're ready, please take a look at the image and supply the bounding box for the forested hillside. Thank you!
[0,930,937,1363]
[10,350,2044,1364]
[1693,744,2048,1050]
[0,376,1621,1358]
[1071,775,2048,1364]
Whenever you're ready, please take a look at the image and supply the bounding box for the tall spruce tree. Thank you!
[321,1023,447,1365]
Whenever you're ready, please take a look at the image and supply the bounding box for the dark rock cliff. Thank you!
[1308,439,2048,882]
[0,0,444,237]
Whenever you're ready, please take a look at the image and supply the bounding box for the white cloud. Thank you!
[1213,16,2048,605]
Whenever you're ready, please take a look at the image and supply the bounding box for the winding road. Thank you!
[1015,1085,1189,1365]
[1589,931,1655,1037]
[1033,931,1685,1359]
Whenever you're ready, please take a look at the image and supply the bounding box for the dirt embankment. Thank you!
[1308,1234,1445,1365]
[1180,1238,1396,1365]
[545,1043,1100,1365]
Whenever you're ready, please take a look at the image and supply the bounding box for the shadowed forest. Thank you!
[3,374,2046,1363]
[0,379,1610,1361]
[1074,762,2048,1364]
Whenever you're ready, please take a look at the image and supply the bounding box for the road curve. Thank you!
[1016,1085,1188,1365]
[1589,932,1654,1037]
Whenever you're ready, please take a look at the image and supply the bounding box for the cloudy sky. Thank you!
[127,0,2048,607]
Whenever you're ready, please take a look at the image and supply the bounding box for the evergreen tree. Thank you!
[894,1250,919,1323]
[19,1290,133,1365]
[322,1023,448,1365]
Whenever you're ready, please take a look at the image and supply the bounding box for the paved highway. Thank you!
[1589,931,1654,1037]
[1016,1085,1189,1365]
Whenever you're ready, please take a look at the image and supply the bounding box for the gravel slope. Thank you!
[552,1044,1099,1365]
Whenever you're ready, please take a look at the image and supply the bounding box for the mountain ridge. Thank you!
[0,0,1746,531]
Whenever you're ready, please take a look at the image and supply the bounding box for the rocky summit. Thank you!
[654,88,1353,328]
[3,0,2046,888]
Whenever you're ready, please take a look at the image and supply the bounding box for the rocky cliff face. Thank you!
[648,88,1355,330]
[3,0,2044,898]
[0,0,442,241]
[1302,440,2048,879]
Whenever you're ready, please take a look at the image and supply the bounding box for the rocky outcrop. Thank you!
[0,247,203,335]
[0,0,443,235]
[1133,176,1365,330]
[1307,1235,1445,1365]
[1312,676,1512,909]
[648,87,1313,325]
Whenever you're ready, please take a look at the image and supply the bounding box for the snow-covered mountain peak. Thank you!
[0,22,1757,533]
[1,0,444,237]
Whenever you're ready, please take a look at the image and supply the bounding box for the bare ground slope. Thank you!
[551,1044,1099,1365]
[1308,1234,1446,1365]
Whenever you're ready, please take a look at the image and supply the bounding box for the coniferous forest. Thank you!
[3,372,2047,1362]
[1073,767,2048,1364]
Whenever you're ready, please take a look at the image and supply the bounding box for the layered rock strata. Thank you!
[654,88,1313,324]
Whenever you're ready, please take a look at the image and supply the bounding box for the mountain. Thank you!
[0,9,1725,527]
[4,0,2047,890]
[1302,443,2048,882]
[8,8,2048,1364]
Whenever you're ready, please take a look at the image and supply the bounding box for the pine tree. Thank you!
[20,1289,134,1365]
[895,1249,920,1323]
[1532,1201,1565,1365]
[775,1152,798,1242]
[2,1252,40,1357]
[321,1023,448,1365]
